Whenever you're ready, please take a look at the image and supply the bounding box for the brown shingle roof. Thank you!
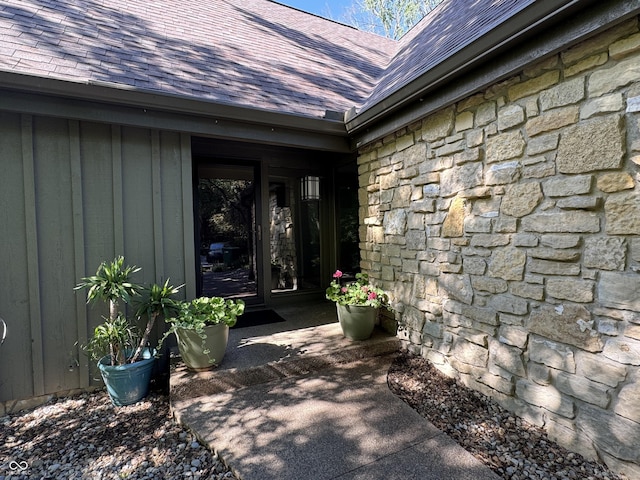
[361,0,535,112]
[0,0,397,118]
[2,0,605,127]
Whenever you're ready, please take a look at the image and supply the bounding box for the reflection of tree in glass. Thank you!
[198,179,254,247]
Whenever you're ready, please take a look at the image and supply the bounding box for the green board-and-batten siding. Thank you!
[0,111,195,403]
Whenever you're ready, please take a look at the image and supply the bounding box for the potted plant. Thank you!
[133,279,183,363]
[75,257,182,406]
[325,270,391,340]
[163,296,245,371]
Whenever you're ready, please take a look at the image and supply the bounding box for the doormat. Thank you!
[232,309,286,329]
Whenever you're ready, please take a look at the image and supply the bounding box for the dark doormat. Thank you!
[232,309,286,329]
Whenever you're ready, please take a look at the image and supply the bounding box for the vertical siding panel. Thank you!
[80,122,115,266]
[148,131,171,351]
[32,116,78,394]
[79,121,115,385]
[151,131,164,280]
[180,133,196,299]
[69,120,88,388]
[0,112,34,402]
[21,114,45,397]
[121,126,154,274]
[112,125,125,255]
[160,131,186,289]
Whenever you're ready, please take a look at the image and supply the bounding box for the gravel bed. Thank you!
[388,351,628,480]
[0,391,237,480]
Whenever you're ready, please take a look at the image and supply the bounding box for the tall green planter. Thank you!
[336,304,378,340]
[98,349,156,406]
[175,323,229,371]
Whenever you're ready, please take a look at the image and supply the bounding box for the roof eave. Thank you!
[346,0,635,142]
[0,71,350,147]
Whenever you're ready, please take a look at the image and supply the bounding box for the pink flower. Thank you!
[361,286,369,292]
[333,270,343,279]
[368,292,377,300]
[341,287,347,293]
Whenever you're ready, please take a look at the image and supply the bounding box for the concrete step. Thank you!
[170,322,399,402]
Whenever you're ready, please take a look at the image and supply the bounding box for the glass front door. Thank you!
[194,156,333,304]
[197,163,261,304]
[191,137,351,306]
[268,175,322,294]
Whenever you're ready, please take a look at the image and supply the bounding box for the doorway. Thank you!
[192,137,355,307]
[196,163,262,304]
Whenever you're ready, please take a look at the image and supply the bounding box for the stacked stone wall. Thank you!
[358,17,640,477]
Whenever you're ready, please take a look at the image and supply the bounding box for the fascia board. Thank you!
[0,87,351,152]
[0,71,348,137]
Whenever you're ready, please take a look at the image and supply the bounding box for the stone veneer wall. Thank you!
[358,18,640,478]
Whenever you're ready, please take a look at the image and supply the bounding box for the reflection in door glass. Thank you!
[300,195,321,288]
[336,165,360,275]
[199,178,257,299]
[269,177,321,293]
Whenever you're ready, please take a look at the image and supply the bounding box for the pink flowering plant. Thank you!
[325,270,390,309]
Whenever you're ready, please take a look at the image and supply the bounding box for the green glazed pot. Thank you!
[336,304,377,341]
[175,323,229,371]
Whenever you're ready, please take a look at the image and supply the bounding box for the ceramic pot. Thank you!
[336,304,377,340]
[175,323,229,371]
[98,349,156,406]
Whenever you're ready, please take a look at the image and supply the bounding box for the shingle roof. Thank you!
[361,0,535,113]
[0,0,397,119]
[1,0,606,127]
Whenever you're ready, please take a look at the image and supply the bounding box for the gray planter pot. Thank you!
[175,323,229,371]
[336,304,378,341]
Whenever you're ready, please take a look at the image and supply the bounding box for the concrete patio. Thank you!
[169,301,500,480]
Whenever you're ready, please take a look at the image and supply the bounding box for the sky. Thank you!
[278,0,352,21]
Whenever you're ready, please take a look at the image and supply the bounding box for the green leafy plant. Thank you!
[75,256,143,366]
[326,270,391,309]
[131,279,183,363]
[83,314,137,365]
[76,257,186,365]
[160,297,245,362]
[166,297,245,331]
[74,256,142,323]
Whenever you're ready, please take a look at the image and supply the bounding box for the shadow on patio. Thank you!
[169,301,500,480]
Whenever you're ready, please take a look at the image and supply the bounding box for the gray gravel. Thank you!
[0,391,238,480]
[388,351,628,480]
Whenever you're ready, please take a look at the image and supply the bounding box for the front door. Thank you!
[192,137,351,306]
[268,174,323,294]
[196,162,263,305]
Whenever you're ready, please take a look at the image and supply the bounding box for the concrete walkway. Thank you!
[170,301,500,480]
